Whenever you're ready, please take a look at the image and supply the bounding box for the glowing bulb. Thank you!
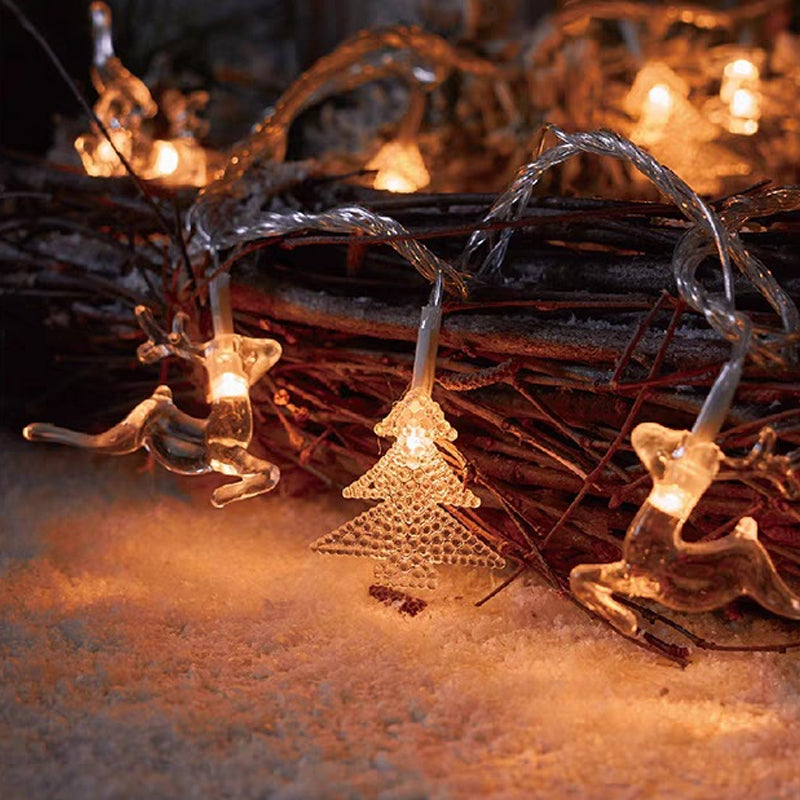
[210,371,249,401]
[724,58,758,82]
[641,83,675,129]
[570,422,800,638]
[75,128,132,177]
[97,139,115,161]
[731,89,756,118]
[151,140,179,176]
[647,84,673,112]
[649,484,692,517]
[380,172,417,193]
[311,388,504,591]
[404,426,432,456]
[720,57,761,135]
[366,140,430,193]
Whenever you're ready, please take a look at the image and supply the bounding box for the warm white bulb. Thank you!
[404,426,432,456]
[647,84,673,113]
[97,139,116,161]
[152,140,180,177]
[379,172,418,193]
[210,371,249,401]
[725,58,758,81]
[367,141,430,193]
[649,484,691,517]
[641,84,674,129]
[731,88,757,119]
[720,57,761,134]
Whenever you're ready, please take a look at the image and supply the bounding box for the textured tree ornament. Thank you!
[312,275,504,590]
[24,273,282,507]
[624,62,748,195]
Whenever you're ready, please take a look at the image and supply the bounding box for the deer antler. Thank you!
[135,305,204,365]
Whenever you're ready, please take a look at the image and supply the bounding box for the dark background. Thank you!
[0,0,565,157]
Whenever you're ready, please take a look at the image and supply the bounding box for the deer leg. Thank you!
[731,519,800,619]
[570,561,644,638]
[23,386,175,455]
[208,444,280,507]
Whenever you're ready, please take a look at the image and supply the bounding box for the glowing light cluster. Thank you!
[720,58,761,135]
[625,61,749,195]
[74,2,212,187]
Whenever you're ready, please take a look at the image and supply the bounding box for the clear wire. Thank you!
[202,26,498,198]
[461,126,799,364]
[192,204,467,297]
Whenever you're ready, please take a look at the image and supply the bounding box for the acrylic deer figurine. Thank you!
[570,326,800,638]
[24,293,282,507]
[570,421,800,637]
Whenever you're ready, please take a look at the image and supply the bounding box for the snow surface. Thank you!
[2,436,800,800]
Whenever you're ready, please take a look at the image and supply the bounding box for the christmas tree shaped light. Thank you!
[312,276,504,590]
[365,90,430,194]
[366,140,430,193]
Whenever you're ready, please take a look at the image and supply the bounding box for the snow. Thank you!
[2,435,799,799]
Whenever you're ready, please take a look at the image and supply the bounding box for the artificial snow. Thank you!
[1,436,799,799]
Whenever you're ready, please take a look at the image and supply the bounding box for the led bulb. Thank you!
[646,84,674,122]
[312,388,504,590]
[151,140,180,176]
[720,58,761,135]
[210,371,249,401]
[403,425,432,456]
[570,422,800,637]
[649,483,692,517]
[366,140,430,193]
[722,59,759,98]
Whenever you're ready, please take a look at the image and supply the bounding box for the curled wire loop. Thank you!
[524,0,776,67]
[462,126,799,365]
[202,26,498,197]
[192,204,467,298]
[672,188,800,364]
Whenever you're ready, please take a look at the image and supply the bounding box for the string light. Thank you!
[570,415,800,638]
[624,63,688,145]
[460,126,800,634]
[74,2,211,187]
[21,0,800,623]
[24,273,282,508]
[366,140,430,193]
[150,140,180,177]
[644,84,674,123]
[311,274,504,590]
[365,88,431,194]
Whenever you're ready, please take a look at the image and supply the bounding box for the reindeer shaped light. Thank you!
[571,417,800,638]
[463,129,800,635]
[24,274,282,507]
[569,192,800,638]
[75,2,211,186]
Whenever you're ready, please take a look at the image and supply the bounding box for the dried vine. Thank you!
[3,154,800,663]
